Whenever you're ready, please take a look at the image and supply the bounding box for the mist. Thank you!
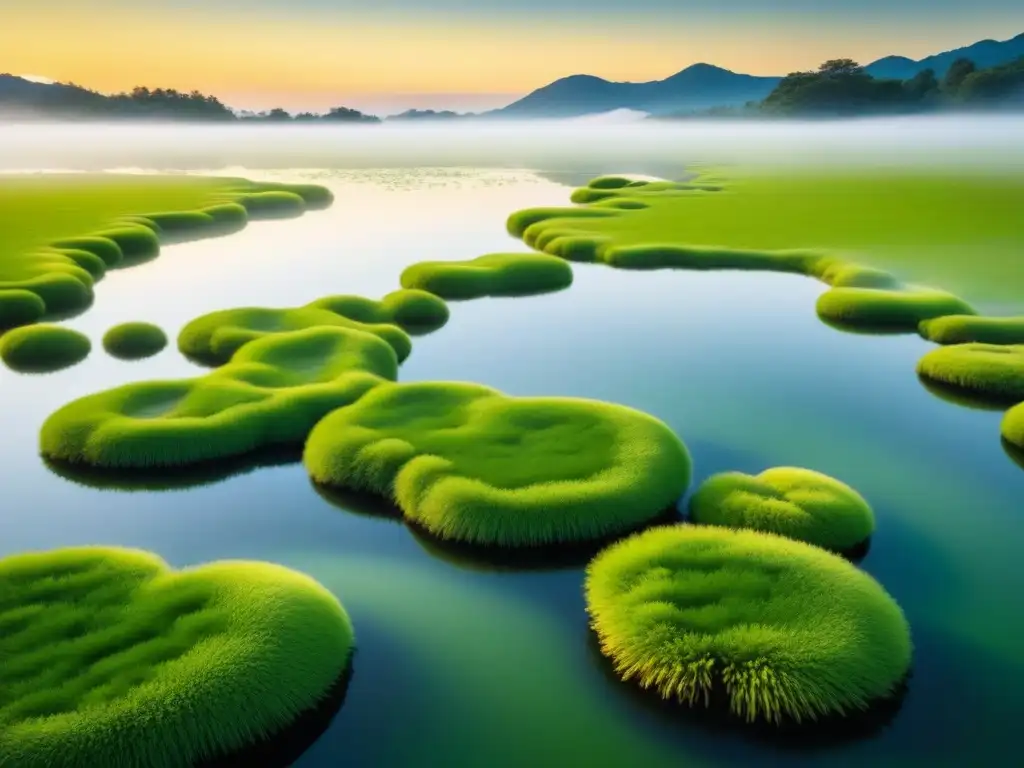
[1,115,1022,176]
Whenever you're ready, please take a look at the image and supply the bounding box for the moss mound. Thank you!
[920,315,1024,345]
[400,253,573,300]
[178,305,412,366]
[586,525,912,725]
[689,467,875,553]
[0,546,353,768]
[56,248,107,279]
[1001,402,1024,451]
[41,326,396,469]
[816,286,975,330]
[308,289,450,333]
[236,191,306,219]
[0,290,46,329]
[95,226,161,264]
[102,322,168,360]
[50,236,124,269]
[304,381,691,548]
[1,324,91,372]
[916,343,1024,402]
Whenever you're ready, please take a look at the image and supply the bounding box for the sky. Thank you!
[2,0,1023,114]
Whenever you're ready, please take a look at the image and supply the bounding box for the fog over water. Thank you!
[0,115,1022,175]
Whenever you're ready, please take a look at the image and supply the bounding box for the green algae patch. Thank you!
[102,322,168,361]
[308,289,450,333]
[920,315,1024,345]
[586,525,911,725]
[689,467,875,554]
[916,343,1024,402]
[0,546,353,768]
[1,324,90,373]
[400,253,573,300]
[304,381,691,548]
[41,326,396,469]
[0,175,333,326]
[0,290,46,329]
[178,305,412,366]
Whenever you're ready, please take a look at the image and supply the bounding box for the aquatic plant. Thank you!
[916,343,1024,401]
[102,322,168,360]
[0,175,333,326]
[178,305,412,366]
[586,525,912,724]
[1,324,91,372]
[41,326,396,468]
[304,380,691,547]
[919,315,1024,345]
[308,288,450,333]
[400,253,573,300]
[0,546,353,768]
[688,467,875,553]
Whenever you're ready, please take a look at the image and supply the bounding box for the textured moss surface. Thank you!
[102,322,168,361]
[41,326,396,468]
[1,324,91,373]
[920,315,1024,345]
[689,467,875,553]
[400,253,573,300]
[305,380,691,547]
[0,546,353,768]
[917,343,1024,402]
[307,289,449,333]
[586,525,912,724]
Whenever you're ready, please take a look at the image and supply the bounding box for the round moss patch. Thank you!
[1001,401,1024,452]
[919,315,1024,345]
[42,326,396,469]
[586,525,912,725]
[816,285,975,331]
[304,381,691,548]
[103,322,168,360]
[1,324,91,373]
[689,467,875,553]
[0,290,46,329]
[0,546,353,768]
[917,343,1024,402]
[399,253,573,300]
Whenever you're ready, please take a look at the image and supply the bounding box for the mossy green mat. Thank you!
[0,175,332,326]
[586,525,912,725]
[41,326,396,468]
[305,380,691,547]
[0,546,353,768]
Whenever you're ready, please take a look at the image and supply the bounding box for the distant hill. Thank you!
[488,64,780,118]
[385,109,463,121]
[866,32,1024,79]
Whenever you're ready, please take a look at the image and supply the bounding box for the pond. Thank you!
[1,123,1022,766]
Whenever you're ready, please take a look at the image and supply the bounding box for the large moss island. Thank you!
[305,380,691,548]
[586,525,912,726]
[0,546,354,768]
[0,174,333,327]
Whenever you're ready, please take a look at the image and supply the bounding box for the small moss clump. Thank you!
[919,315,1024,345]
[50,236,124,269]
[0,290,46,329]
[400,253,573,300]
[41,326,396,469]
[916,343,1024,402]
[95,226,161,264]
[308,289,450,333]
[689,467,875,553]
[1,324,91,372]
[304,381,691,548]
[236,191,307,219]
[586,525,912,725]
[815,286,975,330]
[102,322,168,360]
[0,546,353,768]
[1001,402,1024,451]
[178,305,412,366]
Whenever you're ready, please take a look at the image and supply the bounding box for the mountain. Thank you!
[866,32,1024,80]
[489,64,780,118]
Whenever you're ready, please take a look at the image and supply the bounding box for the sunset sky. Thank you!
[3,0,1023,114]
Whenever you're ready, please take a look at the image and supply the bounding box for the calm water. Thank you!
[2,137,1023,766]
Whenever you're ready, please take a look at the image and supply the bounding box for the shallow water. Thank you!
[2,131,1023,766]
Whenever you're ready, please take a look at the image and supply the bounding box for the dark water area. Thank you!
[1,164,1022,767]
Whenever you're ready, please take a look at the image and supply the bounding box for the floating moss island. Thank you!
[916,343,1024,402]
[400,253,573,300]
[0,546,353,768]
[689,467,875,554]
[0,324,91,373]
[304,381,691,548]
[919,315,1024,345]
[586,525,912,726]
[41,326,397,469]
[0,175,333,326]
[103,322,168,360]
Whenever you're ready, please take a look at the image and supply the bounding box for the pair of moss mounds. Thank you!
[2,322,167,373]
[0,182,332,331]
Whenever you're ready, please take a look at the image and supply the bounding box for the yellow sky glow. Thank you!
[2,7,1019,111]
